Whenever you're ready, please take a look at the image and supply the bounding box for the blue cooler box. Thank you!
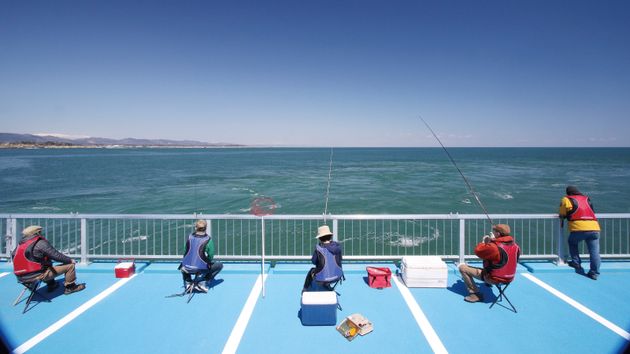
[300,291,338,326]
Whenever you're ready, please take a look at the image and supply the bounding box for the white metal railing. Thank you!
[2,213,629,264]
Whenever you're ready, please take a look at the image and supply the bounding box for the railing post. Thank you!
[261,217,266,298]
[6,218,17,262]
[556,220,565,265]
[80,218,88,265]
[332,218,338,242]
[458,218,466,265]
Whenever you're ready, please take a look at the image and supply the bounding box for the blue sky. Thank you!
[1,0,629,147]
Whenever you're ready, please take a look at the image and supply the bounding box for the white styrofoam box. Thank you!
[401,256,447,288]
[402,256,446,268]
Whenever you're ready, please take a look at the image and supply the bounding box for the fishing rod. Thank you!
[323,147,334,222]
[420,116,493,224]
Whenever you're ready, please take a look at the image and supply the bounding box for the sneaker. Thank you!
[64,283,86,295]
[586,272,598,280]
[46,281,59,292]
[464,292,484,303]
[194,282,208,293]
[567,261,584,274]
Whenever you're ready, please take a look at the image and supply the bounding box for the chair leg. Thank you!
[23,287,39,314]
[186,283,196,303]
[490,283,517,313]
[13,287,29,306]
[186,273,204,303]
[15,281,50,314]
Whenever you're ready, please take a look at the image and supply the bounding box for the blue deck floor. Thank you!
[1,260,629,354]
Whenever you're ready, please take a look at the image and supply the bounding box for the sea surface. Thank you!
[1,147,630,215]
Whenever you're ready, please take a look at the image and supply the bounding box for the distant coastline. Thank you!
[0,132,243,149]
[0,142,244,149]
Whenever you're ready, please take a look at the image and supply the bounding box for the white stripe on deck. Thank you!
[0,272,9,278]
[222,273,268,354]
[522,273,630,341]
[14,274,138,354]
[392,275,448,354]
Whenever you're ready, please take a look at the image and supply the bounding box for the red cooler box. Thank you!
[115,260,135,278]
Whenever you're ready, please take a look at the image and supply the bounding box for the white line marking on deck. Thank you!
[392,275,448,354]
[522,273,630,341]
[14,274,138,354]
[222,273,268,354]
[0,272,9,278]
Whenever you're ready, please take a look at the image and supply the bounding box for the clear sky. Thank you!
[1,0,629,147]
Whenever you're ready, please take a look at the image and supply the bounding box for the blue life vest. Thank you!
[181,233,210,272]
[314,245,343,283]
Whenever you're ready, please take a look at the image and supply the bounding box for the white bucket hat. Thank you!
[315,225,333,239]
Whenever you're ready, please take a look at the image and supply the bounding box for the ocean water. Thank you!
[1,147,629,215]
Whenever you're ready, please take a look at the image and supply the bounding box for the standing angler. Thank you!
[559,185,601,280]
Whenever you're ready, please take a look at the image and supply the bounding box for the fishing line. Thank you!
[194,183,198,213]
[420,116,493,224]
[323,147,334,222]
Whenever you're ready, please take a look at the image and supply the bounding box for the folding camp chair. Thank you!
[489,282,516,313]
[181,270,209,303]
[314,273,345,293]
[13,279,51,314]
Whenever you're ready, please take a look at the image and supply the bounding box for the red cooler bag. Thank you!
[366,267,391,289]
[115,259,136,278]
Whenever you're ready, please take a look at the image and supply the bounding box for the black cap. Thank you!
[566,185,581,195]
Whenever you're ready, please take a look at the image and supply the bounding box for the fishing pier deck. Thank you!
[1,261,629,354]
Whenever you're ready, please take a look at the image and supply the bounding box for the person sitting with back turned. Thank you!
[559,185,601,280]
[458,224,520,303]
[302,225,344,292]
[12,225,86,295]
[179,219,223,292]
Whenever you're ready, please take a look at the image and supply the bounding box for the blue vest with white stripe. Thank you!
[182,233,209,272]
[314,245,343,282]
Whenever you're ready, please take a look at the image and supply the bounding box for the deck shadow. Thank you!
[164,278,225,299]
[448,280,497,303]
[207,278,224,289]
[11,280,66,314]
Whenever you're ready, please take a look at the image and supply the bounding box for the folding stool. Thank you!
[13,279,51,314]
[489,282,517,313]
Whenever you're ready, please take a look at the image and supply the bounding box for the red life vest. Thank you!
[486,241,520,283]
[13,236,46,276]
[566,195,597,221]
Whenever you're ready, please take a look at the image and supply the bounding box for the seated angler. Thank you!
[458,224,520,303]
[12,225,86,295]
[179,219,223,292]
[302,225,344,292]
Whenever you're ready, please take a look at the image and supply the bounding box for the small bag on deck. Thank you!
[115,259,136,278]
[366,267,392,289]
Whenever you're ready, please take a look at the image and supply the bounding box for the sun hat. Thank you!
[492,224,511,236]
[22,225,43,237]
[195,219,207,235]
[315,225,333,239]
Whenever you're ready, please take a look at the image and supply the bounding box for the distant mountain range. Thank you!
[0,133,241,147]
